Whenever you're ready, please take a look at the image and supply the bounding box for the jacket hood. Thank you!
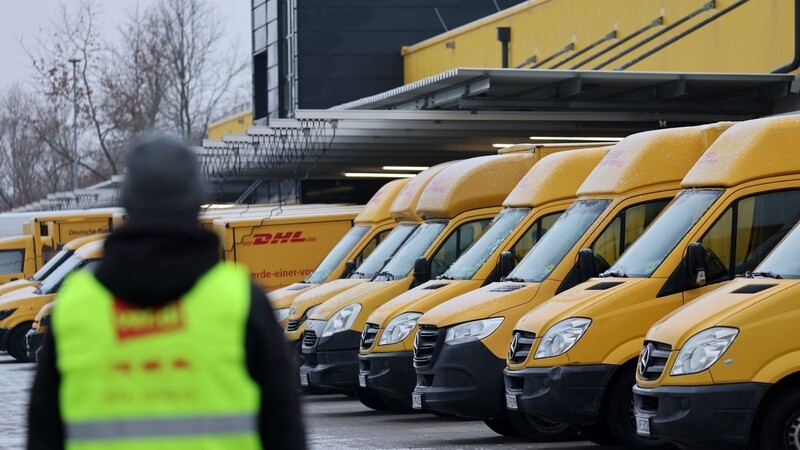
[95,220,220,307]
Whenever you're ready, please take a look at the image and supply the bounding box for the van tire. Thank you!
[484,411,520,436]
[355,387,389,411]
[759,386,800,449]
[7,322,33,363]
[507,410,579,442]
[599,371,674,449]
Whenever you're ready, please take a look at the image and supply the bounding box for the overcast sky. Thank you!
[0,0,250,90]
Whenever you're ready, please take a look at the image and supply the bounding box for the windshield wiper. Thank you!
[600,270,628,278]
[350,271,367,279]
[749,271,783,279]
[502,276,527,283]
[437,274,454,280]
[376,271,395,281]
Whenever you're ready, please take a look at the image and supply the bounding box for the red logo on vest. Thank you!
[113,299,185,340]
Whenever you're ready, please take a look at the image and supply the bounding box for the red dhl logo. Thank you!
[243,231,317,246]
[114,300,184,340]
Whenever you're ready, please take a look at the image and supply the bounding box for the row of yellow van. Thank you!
[6,114,800,448]
[258,115,800,450]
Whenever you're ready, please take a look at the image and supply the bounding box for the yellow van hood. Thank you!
[0,279,36,297]
[288,278,366,320]
[367,279,480,326]
[514,278,645,335]
[310,279,409,321]
[0,286,39,308]
[419,281,540,328]
[646,278,794,349]
[270,283,318,310]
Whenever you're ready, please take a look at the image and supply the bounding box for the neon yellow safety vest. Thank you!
[53,263,261,450]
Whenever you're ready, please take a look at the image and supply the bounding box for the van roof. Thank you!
[504,147,611,208]
[354,178,409,224]
[216,207,362,228]
[31,210,115,223]
[75,239,104,259]
[389,163,453,222]
[63,233,107,251]
[577,122,734,196]
[416,153,538,219]
[682,116,800,187]
[202,205,363,226]
[497,142,615,154]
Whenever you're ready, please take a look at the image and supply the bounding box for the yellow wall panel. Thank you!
[403,0,793,83]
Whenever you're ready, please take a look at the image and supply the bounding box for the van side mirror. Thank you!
[686,242,707,288]
[578,248,598,283]
[413,257,431,285]
[499,251,515,279]
[341,260,356,279]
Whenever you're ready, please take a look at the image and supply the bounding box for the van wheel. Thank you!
[484,411,520,436]
[355,387,388,411]
[379,393,417,414]
[7,322,34,363]
[600,371,674,449]
[759,387,800,449]
[507,410,579,442]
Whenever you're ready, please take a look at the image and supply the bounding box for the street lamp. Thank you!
[68,58,80,191]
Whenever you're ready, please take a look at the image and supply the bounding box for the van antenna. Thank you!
[492,0,501,12]
[434,8,448,32]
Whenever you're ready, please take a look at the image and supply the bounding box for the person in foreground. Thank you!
[27,135,306,450]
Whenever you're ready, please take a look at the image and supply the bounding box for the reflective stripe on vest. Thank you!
[53,263,261,450]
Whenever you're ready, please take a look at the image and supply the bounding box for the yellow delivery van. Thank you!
[26,300,53,361]
[505,116,800,449]
[357,146,610,413]
[214,205,364,292]
[411,124,729,440]
[270,179,409,327]
[0,239,104,361]
[0,211,112,284]
[299,152,538,408]
[283,163,451,346]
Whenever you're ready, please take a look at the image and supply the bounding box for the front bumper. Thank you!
[299,330,361,392]
[25,329,44,362]
[413,340,505,419]
[0,327,9,352]
[633,382,770,448]
[504,364,617,424]
[359,351,415,400]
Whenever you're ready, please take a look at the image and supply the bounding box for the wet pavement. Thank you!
[1,353,613,449]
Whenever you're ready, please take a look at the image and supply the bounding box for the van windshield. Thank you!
[507,200,610,283]
[350,223,417,280]
[753,223,800,279]
[31,249,74,282]
[609,190,723,278]
[443,208,530,280]
[305,226,370,284]
[37,257,101,295]
[373,221,447,281]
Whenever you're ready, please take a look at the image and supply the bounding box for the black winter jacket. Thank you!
[27,220,307,450]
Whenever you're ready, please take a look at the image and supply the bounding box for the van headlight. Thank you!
[535,318,591,359]
[379,313,422,346]
[670,327,738,376]
[320,304,362,337]
[273,308,290,323]
[444,318,503,345]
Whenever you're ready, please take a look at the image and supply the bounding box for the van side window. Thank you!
[700,190,800,284]
[430,219,491,278]
[511,212,563,263]
[354,230,390,266]
[0,250,24,275]
[592,199,671,272]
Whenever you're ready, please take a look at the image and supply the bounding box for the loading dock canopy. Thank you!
[201,68,799,180]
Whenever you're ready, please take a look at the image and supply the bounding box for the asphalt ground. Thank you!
[1,354,617,449]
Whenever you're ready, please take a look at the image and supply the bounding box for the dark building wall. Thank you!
[252,0,527,121]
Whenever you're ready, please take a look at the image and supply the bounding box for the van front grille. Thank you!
[413,326,440,368]
[508,331,536,364]
[361,323,380,350]
[286,317,305,332]
[638,341,672,381]
[302,330,318,348]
